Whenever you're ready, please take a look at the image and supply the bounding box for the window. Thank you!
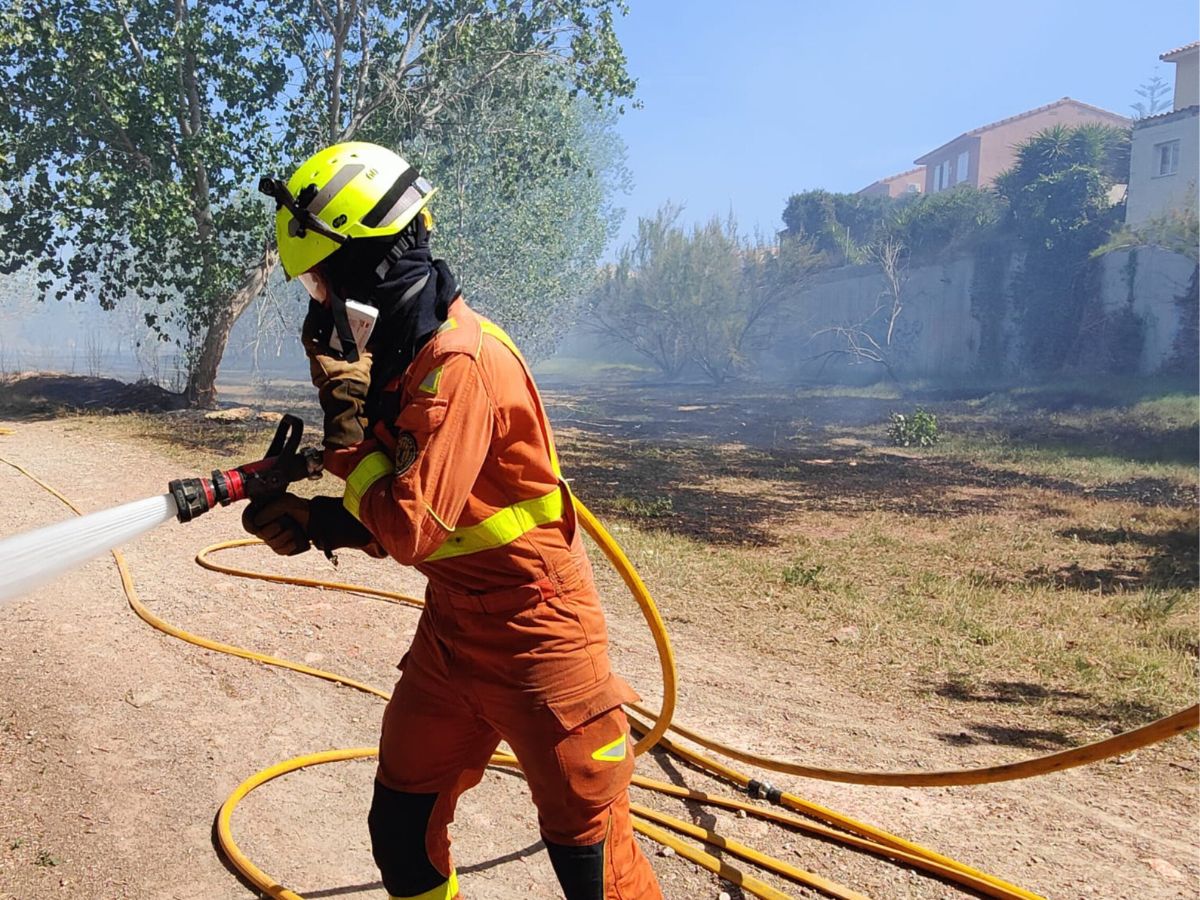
[956,151,970,184]
[1156,140,1180,176]
[932,159,952,192]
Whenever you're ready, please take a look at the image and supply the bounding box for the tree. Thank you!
[880,186,1003,262]
[686,222,819,385]
[1131,70,1172,119]
[587,204,693,379]
[781,189,893,266]
[806,235,909,380]
[994,123,1131,372]
[0,0,636,406]
[407,65,630,360]
[588,205,819,384]
[780,186,1002,270]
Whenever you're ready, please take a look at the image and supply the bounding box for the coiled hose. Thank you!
[4,450,1196,900]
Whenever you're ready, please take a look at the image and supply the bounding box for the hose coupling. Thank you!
[747,779,783,804]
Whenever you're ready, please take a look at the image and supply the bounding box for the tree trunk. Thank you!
[185,245,279,408]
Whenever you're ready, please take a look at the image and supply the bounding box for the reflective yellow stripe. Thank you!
[343,450,394,520]
[592,734,628,762]
[418,365,443,395]
[480,319,524,360]
[425,487,563,561]
[388,869,459,900]
[436,316,458,334]
[479,318,561,477]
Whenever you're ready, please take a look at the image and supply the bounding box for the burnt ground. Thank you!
[0,374,1196,900]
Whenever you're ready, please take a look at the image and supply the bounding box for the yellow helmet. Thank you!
[260,142,437,279]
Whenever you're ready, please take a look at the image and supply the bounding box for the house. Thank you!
[912,98,1130,194]
[858,167,925,198]
[1125,41,1199,226]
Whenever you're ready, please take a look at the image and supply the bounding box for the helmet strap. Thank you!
[328,286,360,363]
[258,176,349,247]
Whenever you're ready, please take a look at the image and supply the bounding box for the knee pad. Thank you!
[544,836,605,900]
[367,779,447,897]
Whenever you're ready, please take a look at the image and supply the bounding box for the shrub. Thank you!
[888,408,940,447]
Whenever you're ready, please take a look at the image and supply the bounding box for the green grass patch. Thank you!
[936,431,1197,485]
[589,502,1198,732]
[533,356,656,381]
[609,495,674,518]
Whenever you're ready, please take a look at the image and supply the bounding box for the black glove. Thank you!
[242,493,311,556]
[242,494,378,557]
[306,496,378,554]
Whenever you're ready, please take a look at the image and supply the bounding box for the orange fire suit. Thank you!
[325,296,662,900]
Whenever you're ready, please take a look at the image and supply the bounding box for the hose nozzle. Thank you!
[168,476,218,523]
[169,415,322,524]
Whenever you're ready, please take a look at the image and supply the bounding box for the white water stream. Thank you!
[0,494,179,608]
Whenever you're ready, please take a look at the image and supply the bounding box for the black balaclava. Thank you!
[321,212,459,424]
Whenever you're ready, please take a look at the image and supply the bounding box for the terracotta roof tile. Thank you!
[914,98,1130,164]
[1160,41,1199,61]
[1132,104,1199,128]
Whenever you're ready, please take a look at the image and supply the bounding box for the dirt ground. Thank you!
[0,386,1197,900]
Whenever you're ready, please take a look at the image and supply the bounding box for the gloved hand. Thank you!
[306,496,380,555]
[302,299,373,451]
[242,493,311,556]
[242,494,381,557]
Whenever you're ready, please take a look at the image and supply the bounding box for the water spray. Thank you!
[0,415,322,607]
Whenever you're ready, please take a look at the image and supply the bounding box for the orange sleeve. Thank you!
[352,353,493,566]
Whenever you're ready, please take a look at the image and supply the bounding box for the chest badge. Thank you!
[394,431,419,475]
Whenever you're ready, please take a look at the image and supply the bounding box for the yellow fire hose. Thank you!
[625,701,1200,788]
[3,449,1196,900]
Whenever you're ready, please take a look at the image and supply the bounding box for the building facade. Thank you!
[858,167,925,198]
[912,98,1130,195]
[1126,42,1199,227]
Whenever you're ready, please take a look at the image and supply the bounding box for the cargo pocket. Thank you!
[546,673,640,733]
[543,676,641,826]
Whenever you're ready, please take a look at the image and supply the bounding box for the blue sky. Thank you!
[605,0,1199,252]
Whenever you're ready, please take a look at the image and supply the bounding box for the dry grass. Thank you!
[585,494,1196,737]
[562,379,1198,739]
[6,374,1194,740]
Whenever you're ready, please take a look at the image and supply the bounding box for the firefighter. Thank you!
[245,142,663,900]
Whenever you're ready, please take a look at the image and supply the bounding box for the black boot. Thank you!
[544,835,606,900]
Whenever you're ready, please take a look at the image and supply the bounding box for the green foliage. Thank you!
[0,0,636,403]
[882,187,1003,262]
[409,73,629,360]
[588,204,820,383]
[1102,305,1146,375]
[887,408,940,447]
[781,561,825,587]
[781,189,891,265]
[994,124,1131,373]
[610,495,673,518]
[1095,202,1199,263]
[781,187,1003,269]
[1168,265,1199,378]
[588,204,692,378]
[969,237,1016,372]
[0,0,285,342]
[1131,71,1172,119]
